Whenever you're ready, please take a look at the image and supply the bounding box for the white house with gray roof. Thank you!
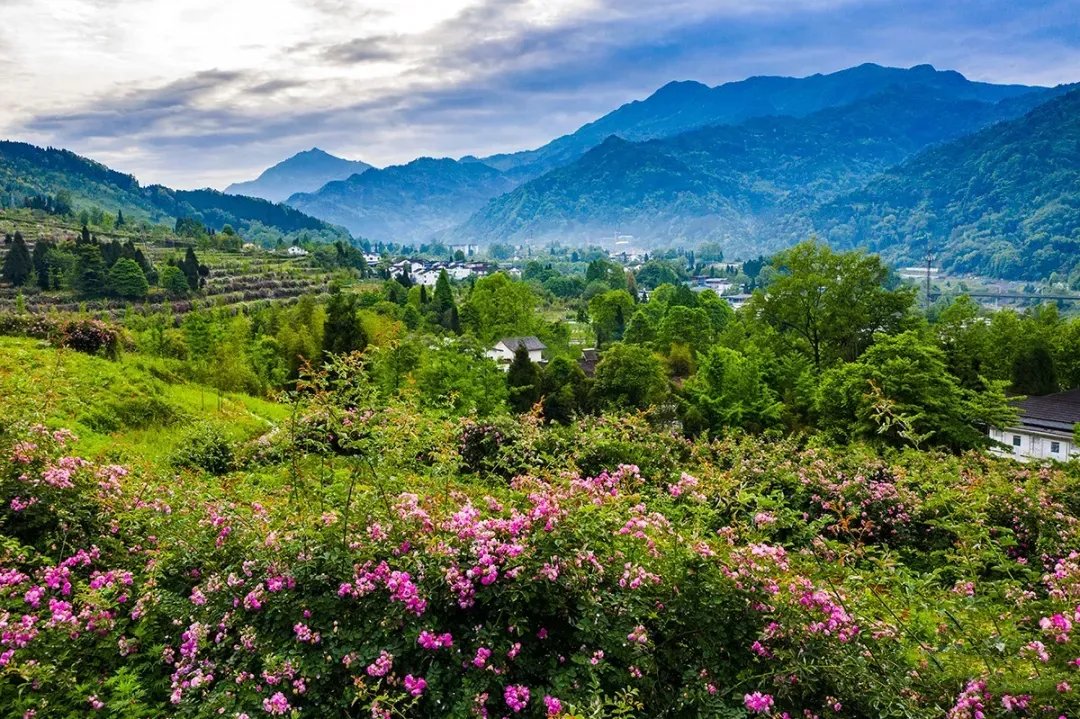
[486,336,546,369]
[989,389,1080,462]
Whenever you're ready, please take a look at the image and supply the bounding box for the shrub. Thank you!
[170,422,236,475]
[81,391,181,433]
[56,317,122,358]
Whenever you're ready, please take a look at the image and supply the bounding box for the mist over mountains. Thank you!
[3,62,1078,279]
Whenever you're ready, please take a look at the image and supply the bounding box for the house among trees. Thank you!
[989,389,1080,461]
[486,336,546,369]
[578,348,600,377]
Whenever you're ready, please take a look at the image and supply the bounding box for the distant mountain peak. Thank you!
[224,148,373,203]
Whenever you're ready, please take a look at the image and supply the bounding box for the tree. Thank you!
[429,270,459,331]
[178,247,207,291]
[107,258,149,299]
[585,258,625,288]
[323,287,367,358]
[416,345,508,416]
[74,244,107,297]
[1,233,32,286]
[591,343,668,411]
[635,261,684,289]
[816,331,1015,450]
[589,290,634,347]
[461,272,540,342]
[657,306,713,355]
[683,346,782,434]
[32,240,52,288]
[1011,341,1058,396]
[160,265,190,297]
[115,209,125,228]
[934,296,992,389]
[751,240,915,369]
[506,345,541,413]
[43,246,77,290]
[540,357,588,423]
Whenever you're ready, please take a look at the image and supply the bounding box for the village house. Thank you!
[988,389,1080,461]
[486,336,547,369]
[578,348,600,377]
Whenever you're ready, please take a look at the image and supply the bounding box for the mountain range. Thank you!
[460,84,1064,252]
[3,62,1079,279]
[224,148,373,203]
[245,62,1077,279]
[286,157,516,241]
[479,62,1037,177]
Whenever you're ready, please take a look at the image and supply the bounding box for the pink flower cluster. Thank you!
[403,674,427,696]
[417,629,454,650]
[504,684,531,713]
[744,691,774,713]
[366,650,393,677]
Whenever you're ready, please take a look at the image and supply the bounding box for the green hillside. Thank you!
[0,141,350,240]
[813,87,1080,279]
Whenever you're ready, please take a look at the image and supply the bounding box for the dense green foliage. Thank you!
[1,341,1079,718]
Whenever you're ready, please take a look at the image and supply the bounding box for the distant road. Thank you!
[930,291,1080,302]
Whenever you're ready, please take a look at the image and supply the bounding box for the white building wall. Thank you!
[989,427,1077,462]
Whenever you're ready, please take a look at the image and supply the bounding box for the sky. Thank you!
[1,0,1078,189]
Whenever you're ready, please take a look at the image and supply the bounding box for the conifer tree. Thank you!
[430,269,459,331]
[323,286,368,358]
[180,247,206,290]
[74,243,107,296]
[1,233,32,286]
[506,344,541,413]
[108,257,149,299]
[32,240,52,289]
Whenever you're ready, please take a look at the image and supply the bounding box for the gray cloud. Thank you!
[320,35,404,64]
[10,0,1080,188]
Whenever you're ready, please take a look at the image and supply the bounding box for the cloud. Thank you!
[3,0,1078,188]
[319,36,404,64]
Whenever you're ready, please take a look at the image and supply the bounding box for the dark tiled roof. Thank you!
[578,348,599,377]
[1017,388,1080,434]
[499,336,546,352]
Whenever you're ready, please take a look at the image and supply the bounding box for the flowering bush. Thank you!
[0,312,124,358]
[2,371,1080,717]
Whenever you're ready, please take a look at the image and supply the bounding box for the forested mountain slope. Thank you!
[812,87,1080,279]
